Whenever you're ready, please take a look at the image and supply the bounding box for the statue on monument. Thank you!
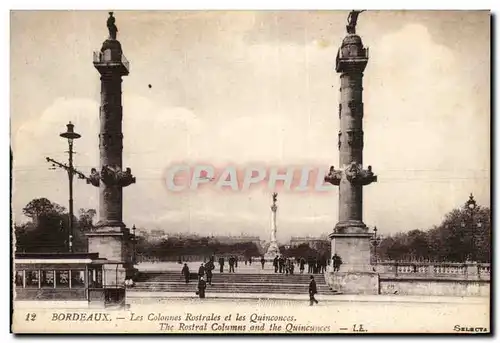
[107,11,118,40]
[346,10,365,34]
[270,192,278,240]
[264,192,279,258]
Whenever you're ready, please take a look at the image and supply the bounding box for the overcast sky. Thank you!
[11,10,490,242]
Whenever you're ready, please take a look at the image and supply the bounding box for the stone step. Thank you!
[139,281,328,287]
[131,283,332,294]
[136,277,327,285]
[138,278,327,285]
[136,272,327,284]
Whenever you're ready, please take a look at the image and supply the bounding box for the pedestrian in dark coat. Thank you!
[229,256,235,273]
[309,276,319,306]
[299,257,305,274]
[181,263,190,284]
[197,277,207,299]
[273,256,279,273]
[261,256,265,269]
[205,260,214,285]
[218,257,225,273]
[332,254,342,272]
[198,263,205,280]
[279,256,285,273]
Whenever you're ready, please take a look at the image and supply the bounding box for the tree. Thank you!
[285,243,317,259]
[22,198,65,220]
[377,203,491,263]
[406,230,429,261]
[16,198,95,253]
[78,208,96,232]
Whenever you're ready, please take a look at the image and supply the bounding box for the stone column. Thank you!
[265,193,280,258]
[324,12,379,294]
[86,13,136,284]
[98,72,124,227]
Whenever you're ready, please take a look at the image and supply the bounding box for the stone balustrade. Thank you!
[373,261,490,280]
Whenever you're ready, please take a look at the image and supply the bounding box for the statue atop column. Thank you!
[107,11,118,40]
[346,10,365,34]
[270,192,278,240]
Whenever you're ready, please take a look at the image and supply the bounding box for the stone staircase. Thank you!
[130,271,334,295]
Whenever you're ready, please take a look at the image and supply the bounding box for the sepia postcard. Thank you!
[10,9,491,334]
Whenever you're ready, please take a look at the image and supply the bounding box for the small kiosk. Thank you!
[14,252,127,308]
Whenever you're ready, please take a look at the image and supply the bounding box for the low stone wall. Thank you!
[373,262,491,280]
[15,288,87,301]
[326,271,379,294]
[379,276,490,297]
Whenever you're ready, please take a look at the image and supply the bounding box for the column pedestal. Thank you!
[265,242,280,259]
[86,226,137,282]
[325,232,379,294]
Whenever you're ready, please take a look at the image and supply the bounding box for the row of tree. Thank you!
[14,197,491,263]
[374,206,491,263]
[279,241,330,260]
[135,235,262,261]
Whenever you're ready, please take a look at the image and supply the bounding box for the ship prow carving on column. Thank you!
[324,10,380,295]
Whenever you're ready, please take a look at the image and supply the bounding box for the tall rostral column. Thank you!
[265,193,280,259]
[324,10,378,294]
[87,12,136,286]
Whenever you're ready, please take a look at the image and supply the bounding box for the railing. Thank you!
[374,261,491,280]
[93,50,130,72]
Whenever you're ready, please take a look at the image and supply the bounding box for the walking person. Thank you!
[181,263,190,284]
[332,253,342,272]
[273,256,279,273]
[197,277,207,299]
[279,256,285,274]
[205,260,214,285]
[314,257,319,274]
[309,276,319,306]
[307,257,313,273]
[218,256,225,273]
[229,256,235,273]
[261,256,265,269]
[198,263,206,280]
[299,257,305,274]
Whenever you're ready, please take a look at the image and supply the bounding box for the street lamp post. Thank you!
[131,225,137,265]
[59,122,81,253]
[371,226,381,264]
[462,193,479,262]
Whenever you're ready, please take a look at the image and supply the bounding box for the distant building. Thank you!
[289,236,328,250]
[138,228,169,242]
